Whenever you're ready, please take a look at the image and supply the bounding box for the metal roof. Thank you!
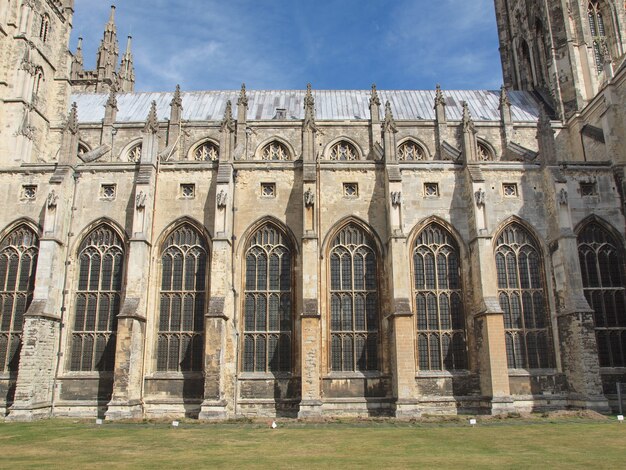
[71,89,540,124]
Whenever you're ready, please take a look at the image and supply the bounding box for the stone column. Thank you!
[199,102,236,420]
[466,167,513,414]
[106,102,160,420]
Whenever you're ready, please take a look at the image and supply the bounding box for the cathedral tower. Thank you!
[0,0,76,166]
[494,0,626,119]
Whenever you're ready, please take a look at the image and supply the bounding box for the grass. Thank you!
[1,415,625,469]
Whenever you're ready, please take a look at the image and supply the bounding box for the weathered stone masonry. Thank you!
[1,1,626,420]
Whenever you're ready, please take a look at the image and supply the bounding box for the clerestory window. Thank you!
[330,141,358,161]
[262,141,290,161]
[193,141,219,161]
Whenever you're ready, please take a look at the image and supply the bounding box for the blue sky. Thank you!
[70,0,504,92]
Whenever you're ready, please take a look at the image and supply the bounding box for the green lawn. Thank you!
[1,415,624,469]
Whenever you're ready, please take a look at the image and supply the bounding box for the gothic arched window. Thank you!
[495,223,554,369]
[398,141,426,161]
[127,143,142,163]
[413,223,467,371]
[262,141,290,161]
[39,14,49,42]
[477,142,494,162]
[157,224,207,372]
[32,68,44,98]
[588,1,609,72]
[329,223,379,371]
[577,222,626,367]
[0,224,38,372]
[193,141,219,161]
[70,225,124,372]
[330,141,358,161]
[243,223,293,373]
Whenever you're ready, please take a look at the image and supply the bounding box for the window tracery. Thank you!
[193,141,219,161]
[70,225,123,372]
[329,224,379,372]
[242,223,293,373]
[413,223,467,371]
[495,223,554,369]
[330,141,358,161]
[477,142,494,162]
[0,225,38,372]
[262,141,290,161]
[398,141,425,161]
[577,222,626,367]
[127,143,142,163]
[157,224,207,372]
[588,1,609,72]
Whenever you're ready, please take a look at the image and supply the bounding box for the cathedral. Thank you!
[0,0,625,420]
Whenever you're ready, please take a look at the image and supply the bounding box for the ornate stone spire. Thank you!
[105,80,118,110]
[462,101,475,133]
[96,5,120,88]
[237,83,248,108]
[71,37,84,78]
[169,84,183,124]
[434,84,446,108]
[144,100,159,134]
[303,83,316,130]
[383,101,397,133]
[499,85,510,108]
[65,102,79,135]
[171,84,182,108]
[117,36,135,93]
[221,100,235,132]
[370,84,381,107]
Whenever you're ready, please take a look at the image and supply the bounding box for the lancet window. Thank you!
[413,223,467,371]
[262,141,290,161]
[242,223,293,373]
[330,141,358,161]
[329,224,379,371]
[0,225,38,372]
[588,1,609,72]
[39,14,49,42]
[70,225,124,372]
[157,224,207,372]
[577,222,626,367]
[496,223,554,369]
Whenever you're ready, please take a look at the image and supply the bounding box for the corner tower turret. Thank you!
[494,0,626,119]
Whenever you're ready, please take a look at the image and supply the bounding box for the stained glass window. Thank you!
[330,224,379,371]
[496,223,554,369]
[242,223,293,372]
[0,225,38,372]
[70,225,124,372]
[578,222,626,367]
[413,223,467,371]
[157,224,207,372]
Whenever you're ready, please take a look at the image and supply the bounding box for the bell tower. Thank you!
[0,0,75,165]
[494,0,626,119]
